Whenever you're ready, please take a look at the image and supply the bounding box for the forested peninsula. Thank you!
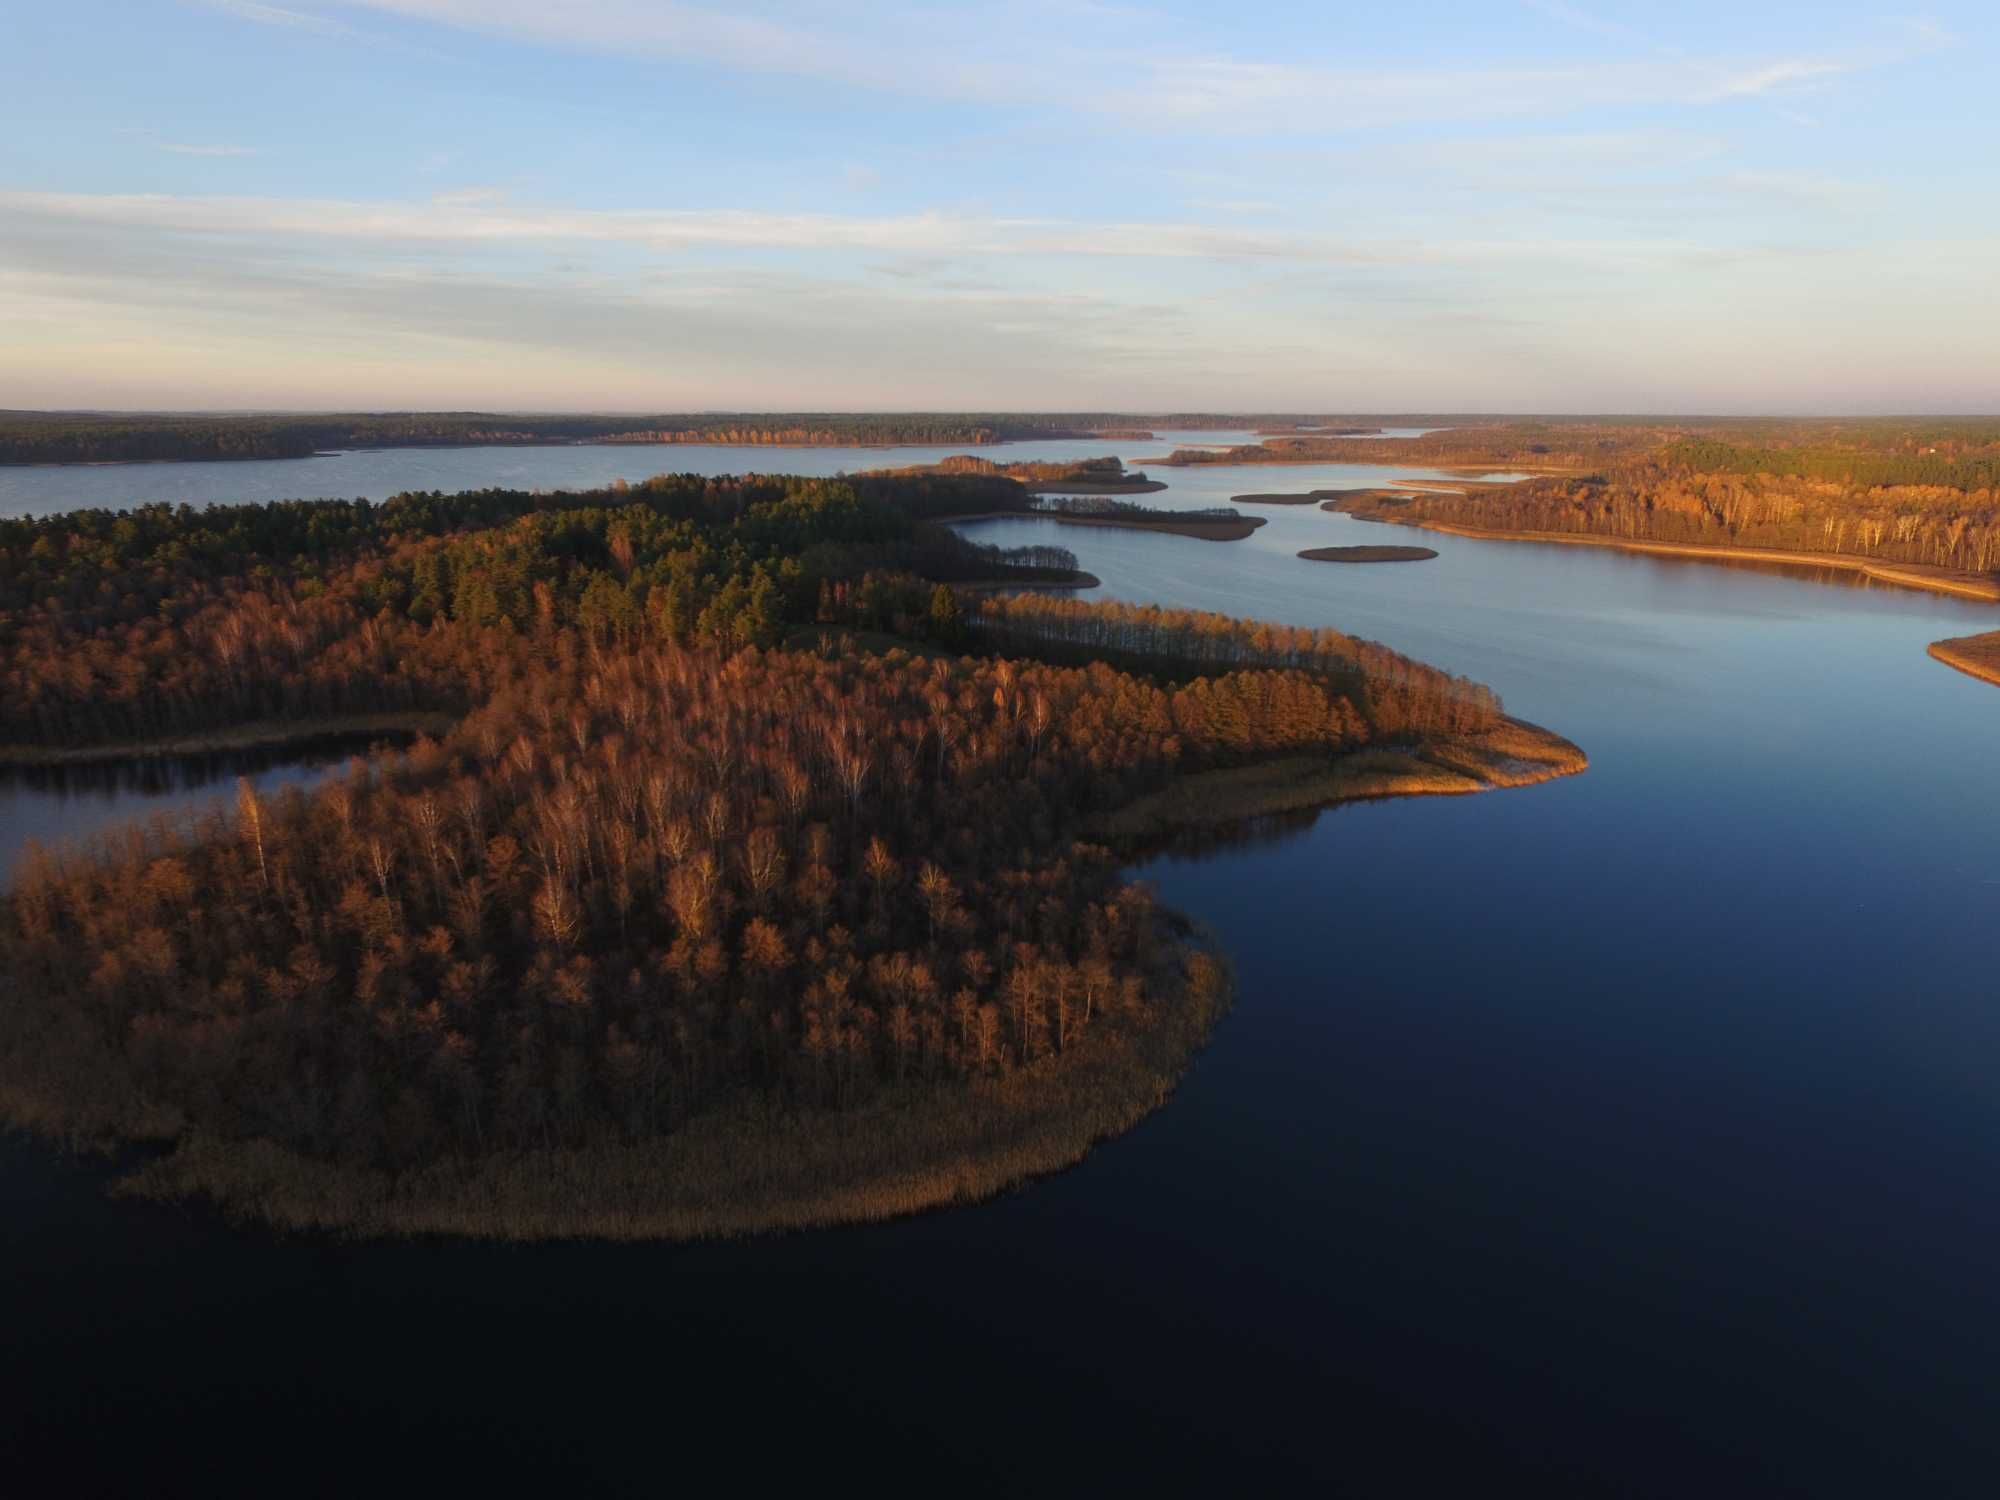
[0,469,1581,1239]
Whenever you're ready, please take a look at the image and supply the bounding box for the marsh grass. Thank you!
[100,945,1231,1242]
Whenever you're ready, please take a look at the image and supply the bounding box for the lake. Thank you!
[4,442,1998,1494]
[0,431,1262,518]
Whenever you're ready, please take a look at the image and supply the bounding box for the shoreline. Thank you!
[1131,450,1580,475]
[91,931,1234,1243]
[1334,512,2000,604]
[1928,632,2000,688]
[1089,718,1587,840]
[0,711,457,768]
[2,716,1584,1242]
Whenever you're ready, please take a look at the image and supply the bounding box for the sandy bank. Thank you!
[1928,632,2000,688]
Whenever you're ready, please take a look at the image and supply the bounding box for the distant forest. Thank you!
[2,411,1381,466]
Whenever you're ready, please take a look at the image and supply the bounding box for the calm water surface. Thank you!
[0,431,1263,517]
[4,444,1998,1494]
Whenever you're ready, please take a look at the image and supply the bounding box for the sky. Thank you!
[1,0,1995,413]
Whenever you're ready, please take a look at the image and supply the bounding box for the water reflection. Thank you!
[0,735,390,881]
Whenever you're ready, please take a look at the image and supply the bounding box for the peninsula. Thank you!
[1928,631,2000,688]
[0,474,1582,1240]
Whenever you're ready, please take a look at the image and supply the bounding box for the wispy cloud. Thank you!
[202,0,356,39]
[272,1,1912,134]
[159,142,261,157]
[1521,0,1653,47]
[1715,169,1874,207]
[430,186,507,207]
[1705,58,1850,100]
[0,189,1758,272]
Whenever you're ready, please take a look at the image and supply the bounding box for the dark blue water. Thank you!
[4,446,1998,1494]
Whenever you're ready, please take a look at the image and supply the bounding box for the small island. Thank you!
[950,494,1268,542]
[1230,492,1322,506]
[1299,545,1438,564]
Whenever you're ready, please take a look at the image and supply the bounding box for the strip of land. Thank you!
[1298,546,1437,564]
[0,711,457,767]
[1231,492,1322,505]
[1928,632,2000,688]
[1089,719,1585,840]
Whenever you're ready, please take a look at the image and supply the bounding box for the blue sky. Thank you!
[1,1,1993,412]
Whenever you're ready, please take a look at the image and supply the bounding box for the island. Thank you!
[0,471,1583,1240]
[1230,492,1323,505]
[949,495,1268,542]
[1299,545,1438,563]
[859,454,1168,494]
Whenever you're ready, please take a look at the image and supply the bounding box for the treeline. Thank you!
[970,596,1502,738]
[1337,469,2000,575]
[1,626,1381,1176]
[1155,423,1671,470]
[1030,495,1238,521]
[2,411,1538,467]
[0,474,1075,750]
[1661,441,2000,492]
[0,413,1107,466]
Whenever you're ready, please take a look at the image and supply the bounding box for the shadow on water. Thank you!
[0,733,409,881]
[0,732,409,800]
